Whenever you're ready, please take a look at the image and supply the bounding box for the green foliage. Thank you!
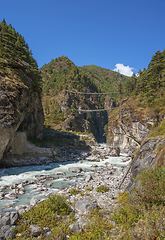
[112,159,165,239]
[68,188,81,195]
[113,192,142,226]
[22,195,70,226]
[96,185,109,193]
[41,56,98,95]
[125,50,165,104]
[81,64,128,97]
[70,208,113,240]
[117,82,123,95]
[0,19,41,94]
[43,98,65,125]
[85,187,93,191]
[46,195,71,214]
[41,56,108,129]
[41,57,128,131]
[69,211,75,220]
[149,119,165,137]
[15,194,74,239]
[134,166,165,207]
[125,73,137,95]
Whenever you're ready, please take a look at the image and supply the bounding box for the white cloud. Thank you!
[113,63,134,77]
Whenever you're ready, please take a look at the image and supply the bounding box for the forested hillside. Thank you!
[0,19,41,95]
[41,56,98,95]
[40,56,127,132]
[81,64,128,95]
[125,50,165,102]
[123,50,165,127]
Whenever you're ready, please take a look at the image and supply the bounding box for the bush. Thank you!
[69,188,81,195]
[96,185,109,193]
[134,166,165,207]
[112,158,165,239]
[21,195,70,229]
[70,208,113,240]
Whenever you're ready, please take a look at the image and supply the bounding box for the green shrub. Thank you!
[96,185,109,193]
[21,195,70,229]
[134,166,165,207]
[112,158,165,239]
[69,188,81,195]
[85,187,93,191]
[46,195,71,214]
[69,211,75,220]
[70,208,113,240]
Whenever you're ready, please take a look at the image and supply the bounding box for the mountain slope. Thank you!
[81,65,128,96]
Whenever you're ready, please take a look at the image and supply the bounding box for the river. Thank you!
[0,144,130,214]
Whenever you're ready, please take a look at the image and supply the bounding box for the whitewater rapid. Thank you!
[0,145,130,213]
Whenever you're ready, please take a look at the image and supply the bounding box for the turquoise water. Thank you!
[0,146,130,213]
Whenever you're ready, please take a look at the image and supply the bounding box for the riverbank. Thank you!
[0,163,131,239]
[0,132,132,239]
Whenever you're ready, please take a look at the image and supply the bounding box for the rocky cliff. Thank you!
[52,91,108,142]
[127,135,165,191]
[106,97,154,152]
[0,20,44,163]
[0,71,44,162]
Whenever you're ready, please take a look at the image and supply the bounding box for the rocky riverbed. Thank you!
[0,163,131,239]
[0,133,132,239]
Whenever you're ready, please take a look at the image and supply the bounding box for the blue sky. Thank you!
[1,0,165,76]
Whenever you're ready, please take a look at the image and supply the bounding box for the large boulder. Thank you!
[30,224,42,237]
[68,167,83,173]
[75,200,98,215]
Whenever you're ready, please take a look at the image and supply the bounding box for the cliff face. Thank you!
[106,98,153,151]
[53,91,108,142]
[0,73,44,162]
[0,20,44,162]
[128,136,165,191]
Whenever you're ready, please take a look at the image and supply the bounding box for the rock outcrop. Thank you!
[0,74,44,163]
[127,136,165,191]
[107,98,153,152]
[54,91,108,142]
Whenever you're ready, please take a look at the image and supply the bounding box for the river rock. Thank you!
[30,224,42,237]
[5,193,17,200]
[10,212,19,225]
[77,216,89,228]
[0,225,10,235]
[5,226,16,240]
[69,222,81,233]
[0,216,10,228]
[45,231,52,237]
[85,155,100,162]
[30,197,39,207]
[15,205,31,215]
[0,192,4,200]
[85,175,93,182]
[68,167,83,173]
[75,200,98,215]
[109,148,120,157]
